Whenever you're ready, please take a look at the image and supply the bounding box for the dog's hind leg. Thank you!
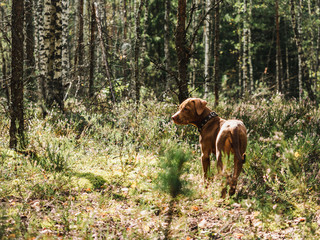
[229,154,243,196]
[216,131,230,175]
[229,128,245,196]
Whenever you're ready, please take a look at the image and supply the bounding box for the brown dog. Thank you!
[172,98,247,196]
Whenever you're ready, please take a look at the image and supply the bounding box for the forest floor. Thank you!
[1,97,320,239]
[1,148,317,239]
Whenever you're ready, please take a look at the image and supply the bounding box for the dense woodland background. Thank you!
[1,0,320,147]
[1,0,320,239]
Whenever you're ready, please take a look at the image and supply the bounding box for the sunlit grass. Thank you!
[1,96,320,239]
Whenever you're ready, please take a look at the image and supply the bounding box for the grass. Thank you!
[1,95,320,239]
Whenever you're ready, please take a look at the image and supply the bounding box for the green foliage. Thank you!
[1,96,320,238]
[156,145,192,198]
[35,141,69,172]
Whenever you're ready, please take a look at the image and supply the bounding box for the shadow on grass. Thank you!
[70,172,128,201]
[71,172,106,189]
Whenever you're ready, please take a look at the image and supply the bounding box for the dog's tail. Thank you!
[232,127,246,164]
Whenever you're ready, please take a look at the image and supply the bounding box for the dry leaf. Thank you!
[191,206,199,211]
[235,233,244,239]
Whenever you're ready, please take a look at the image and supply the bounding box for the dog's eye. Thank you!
[184,108,190,112]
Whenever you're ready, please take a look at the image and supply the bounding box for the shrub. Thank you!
[156,145,192,198]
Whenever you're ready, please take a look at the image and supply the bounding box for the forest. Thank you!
[1,0,320,239]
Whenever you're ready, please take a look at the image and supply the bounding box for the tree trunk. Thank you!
[94,2,116,103]
[164,0,171,89]
[123,0,128,40]
[176,0,189,103]
[314,0,320,92]
[10,0,25,149]
[248,0,253,92]
[62,0,69,100]
[275,0,282,93]
[0,16,9,107]
[203,0,210,100]
[242,0,248,94]
[52,0,64,110]
[75,0,84,97]
[190,0,198,91]
[89,1,96,98]
[25,0,36,100]
[237,0,243,96]
[134,0,144,104]
[43,0,54,108]
[213,0,220,106]
[290,0,315,102]
[285,25,291,95]
[42,0,52,107]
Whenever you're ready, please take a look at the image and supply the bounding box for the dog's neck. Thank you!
[192,108,219,132]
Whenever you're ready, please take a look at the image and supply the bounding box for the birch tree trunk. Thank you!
[0,39,8,105]
[10,0,25,149]
[42,0,64,110]
[275,0,282,93]
[52,0,64,109]
[242,0,248,94]
[25,0,36,100]
[203,0,210,100]
[134,0,144,104]
[285,22,291,95]
[0,8,9,106]
[62,0,69,100]
[75,0,84,97]
[42,0,52,106]
[190,0,198,90]
[290,0,315,102]
[89,1,96,98]
[237,0,243,96]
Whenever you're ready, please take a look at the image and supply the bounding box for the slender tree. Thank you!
[94,2,116,103]
[134,0,145,104]
[190,0,198,90]
[290,0,315,101]
[75,0,84,97]
[25,0,36,100]
[213,0,220,106]
[89,0,96,98]
[0,7,9,106]
[10,0,25,149]
[164,0,171,89]
[52,0,64,109]
[248,0,253,92]
[275,0,282,93]
[176,0,189,103]
[242,0,248,94]
[203,0,211,99]
[61,0,69,100]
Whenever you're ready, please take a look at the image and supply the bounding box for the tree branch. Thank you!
[188,0,224,50]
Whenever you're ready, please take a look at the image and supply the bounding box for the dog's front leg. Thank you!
[201,152,210,179]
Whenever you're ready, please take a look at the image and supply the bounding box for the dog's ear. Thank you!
[194,99,207,115]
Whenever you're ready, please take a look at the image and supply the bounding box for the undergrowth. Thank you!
[0,95,320,239]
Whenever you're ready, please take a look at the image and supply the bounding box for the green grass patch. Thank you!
[1,97,320,239]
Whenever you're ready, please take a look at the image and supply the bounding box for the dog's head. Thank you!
[171,98,207,125]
